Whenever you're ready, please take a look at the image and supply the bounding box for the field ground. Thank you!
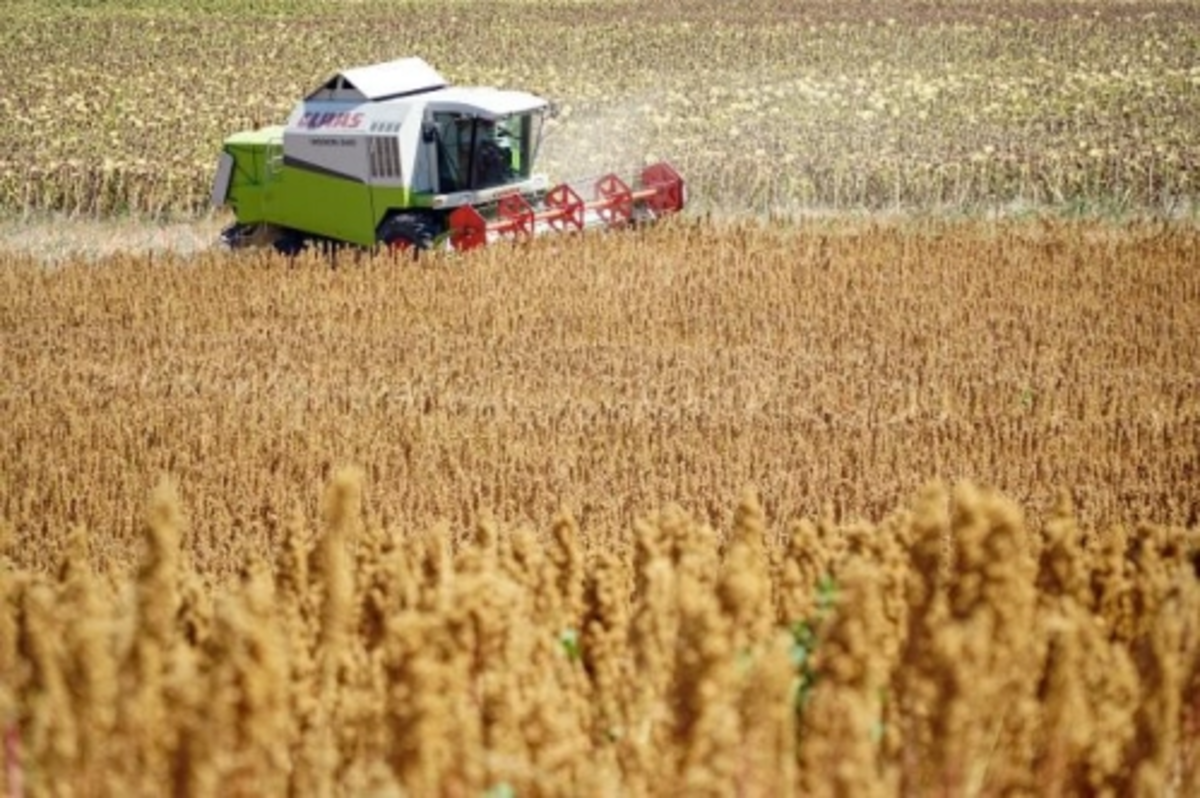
[0,214,226,265]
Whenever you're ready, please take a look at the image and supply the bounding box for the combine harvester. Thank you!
[211,57,686,255]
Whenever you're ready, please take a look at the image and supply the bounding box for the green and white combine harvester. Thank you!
[211,57,687,254]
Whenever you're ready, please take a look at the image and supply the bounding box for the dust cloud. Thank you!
[536,92,662,188]
[0,214,227,265]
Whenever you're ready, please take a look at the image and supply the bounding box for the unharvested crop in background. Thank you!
[1,0,1197,217]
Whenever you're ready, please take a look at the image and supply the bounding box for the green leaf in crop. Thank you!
[558,628,581,661]
[484,783,516,798]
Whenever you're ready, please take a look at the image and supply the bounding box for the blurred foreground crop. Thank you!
[0,473,1197,796]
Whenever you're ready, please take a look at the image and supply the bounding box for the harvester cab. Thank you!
[211,57,686,255]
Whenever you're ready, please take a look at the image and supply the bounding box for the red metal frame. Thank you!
[449,160,686,251]
[544,183,585,232]
[595,173,634,227]
[497,192,536,238]
[640,162,686,215]
[448,205,488,251]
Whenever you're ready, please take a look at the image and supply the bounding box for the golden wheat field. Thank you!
[3,219,1200,795]
[2,0,1200,796]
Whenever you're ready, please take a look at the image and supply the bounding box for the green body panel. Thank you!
[223,127,432,247]
[380,186,434,211]
[263,165,377,246]
[223,126,285,224]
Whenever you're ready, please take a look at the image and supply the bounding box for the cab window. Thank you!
[432,111,539,192]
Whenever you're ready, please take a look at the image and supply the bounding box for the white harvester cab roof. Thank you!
[302,57,548,118]
[424,86,547,119]
[305,57,448,102]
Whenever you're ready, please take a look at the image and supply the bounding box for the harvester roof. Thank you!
[300,57,547,120]
[424,86,547,119]
[305,57,448,102]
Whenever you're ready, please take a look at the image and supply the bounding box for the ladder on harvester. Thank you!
[261,131,285,222]
[264,133,284,181]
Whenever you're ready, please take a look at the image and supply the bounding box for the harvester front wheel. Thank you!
[378,213,441,258]
[272,230,307,257]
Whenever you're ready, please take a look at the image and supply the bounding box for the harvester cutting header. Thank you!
[211,57,686,255]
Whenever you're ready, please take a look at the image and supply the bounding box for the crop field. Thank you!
[2,0,1199,218]
[2,0,1200,796]
[4,221,1199,795]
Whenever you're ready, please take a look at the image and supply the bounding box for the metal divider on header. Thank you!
[448,160,686,252]
[544,183,585,232]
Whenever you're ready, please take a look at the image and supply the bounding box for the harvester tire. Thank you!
[378,213,440,257]
[273,231,307,257]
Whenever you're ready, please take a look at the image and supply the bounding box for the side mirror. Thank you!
[421,121,437,143]
[547,103,560,120]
